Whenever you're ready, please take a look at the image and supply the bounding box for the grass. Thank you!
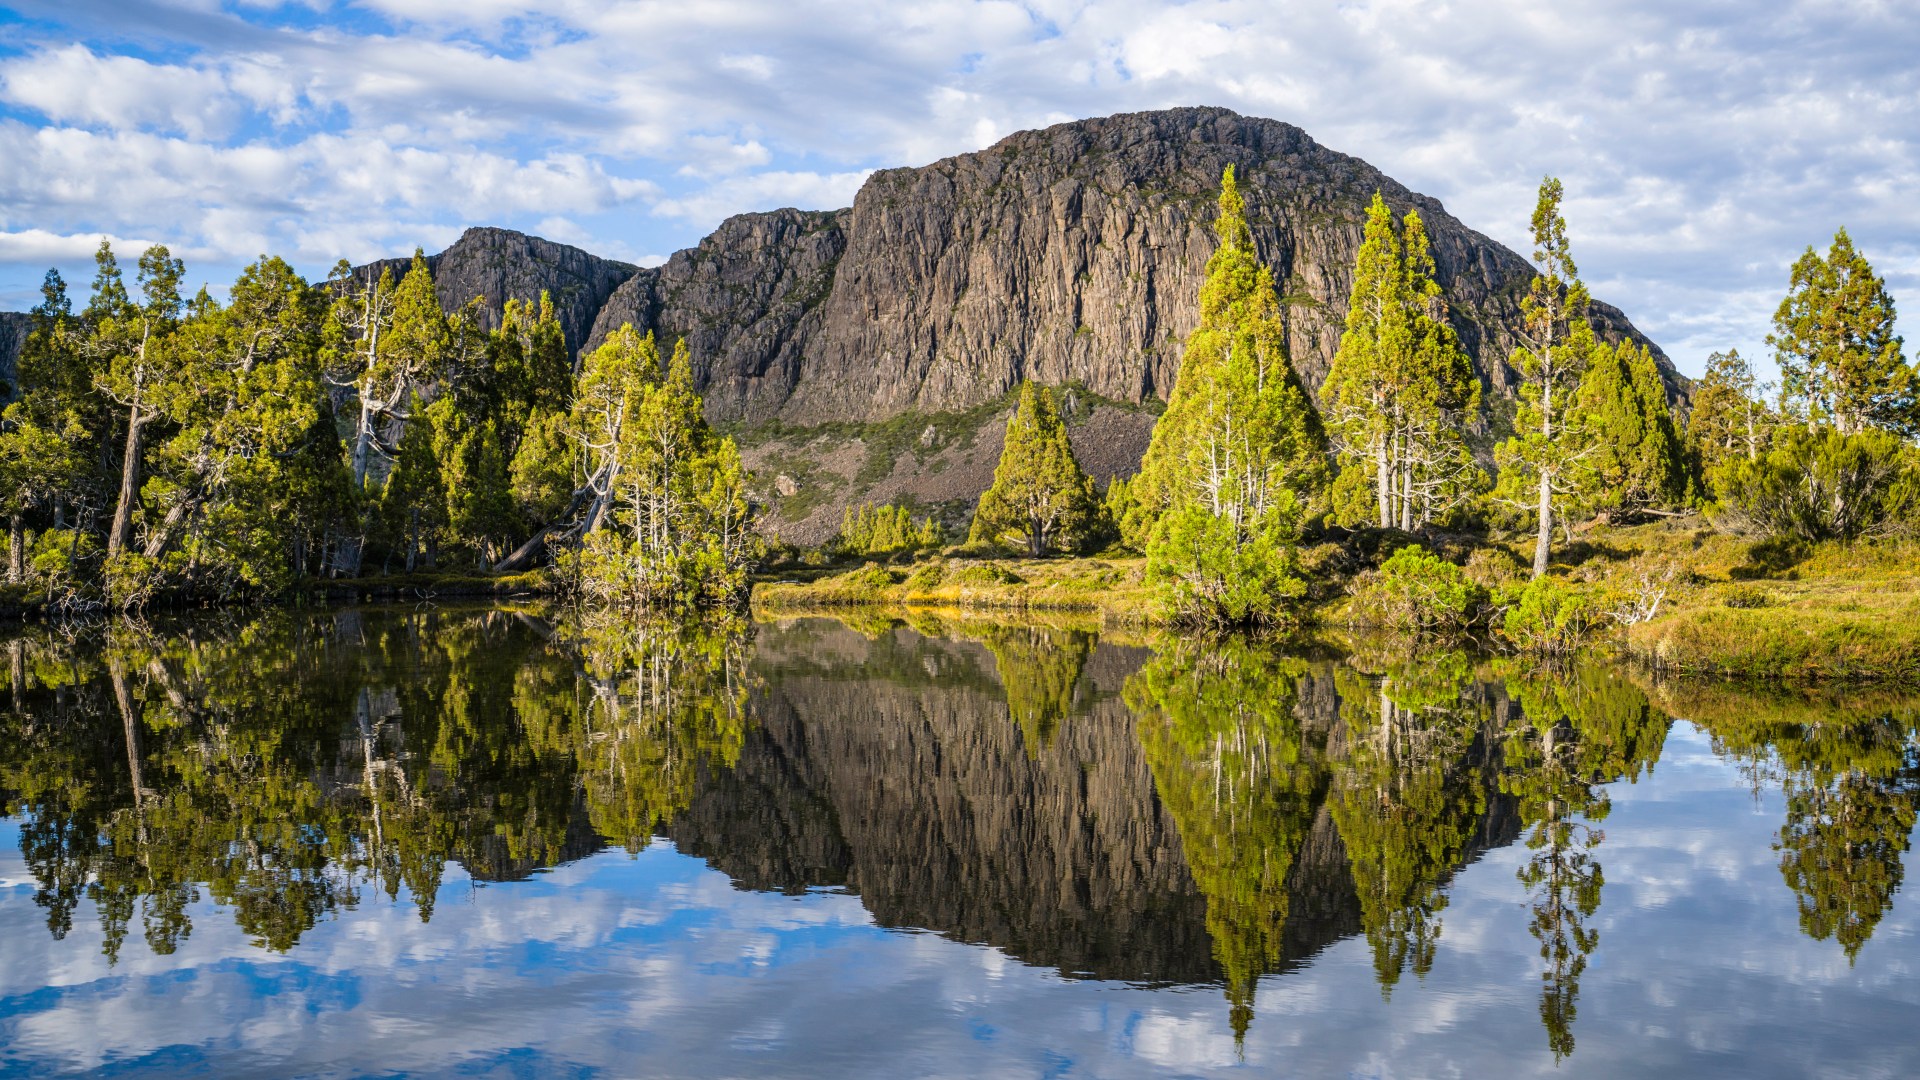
[754,552,1161,625]
[1530,520,1920,683]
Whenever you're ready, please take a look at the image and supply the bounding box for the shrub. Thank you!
[835,562,897,595]
[1723,583,1774,609]
[1351,545,1487,631]
[1709,427,1919,543]
[1145,501,1306,629]
[950,562,1023,587]
[1501,577,1601,655]
[1464,546,1528,592]
[902,560,946,591]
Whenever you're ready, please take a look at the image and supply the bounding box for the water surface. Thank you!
[1,607,1916,1077]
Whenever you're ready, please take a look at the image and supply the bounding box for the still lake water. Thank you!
[0,606,1916,1078]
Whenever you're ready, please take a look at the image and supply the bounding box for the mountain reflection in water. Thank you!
[1,606,1916,1077]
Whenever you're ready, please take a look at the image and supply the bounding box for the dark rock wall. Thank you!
[582,107,1680,425]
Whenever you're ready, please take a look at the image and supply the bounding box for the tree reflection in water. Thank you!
[0,609,1916,1066]
[1649,680,1920,962]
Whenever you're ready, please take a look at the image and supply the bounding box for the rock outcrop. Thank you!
[583,106,1679,425]
[0,311,28,399]
[355,226,638,353]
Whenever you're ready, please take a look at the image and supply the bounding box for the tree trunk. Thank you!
[351,395,375,492]
[108,411,147,557]
[1375,431,1391,529]
[1532,469,1553,579]
[7,512,21,584]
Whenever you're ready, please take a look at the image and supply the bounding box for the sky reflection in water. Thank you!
[0,608,1916,1078]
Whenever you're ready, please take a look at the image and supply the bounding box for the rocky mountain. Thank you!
[0,108,1682,541]
[584,106,1680,425]
[353,226,638,352]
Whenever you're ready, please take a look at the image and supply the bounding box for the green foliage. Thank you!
[1351,545,1488,631]
[1769,228,1914,435]
[1689,349,1775,471]
[1501,577,1600,655]
[969,382,1102,556]
[1709,426,1918,543]
[837,501,942,558]
[1494,178,1597,578]
[561,333,760,611]
[1131,168,1325,626]
[1323,193,1483,530]
[1146,500,1305,628]
[1572,338,1693,519]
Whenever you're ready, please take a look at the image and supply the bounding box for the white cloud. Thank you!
[0,45,241,139]
[0,0,1915,377]
[651,170,875,223]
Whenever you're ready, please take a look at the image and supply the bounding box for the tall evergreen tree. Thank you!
[0,270,100,580]
[1571,339,1692,520]
[1495,178,1597,578]
[1769,228,1914,435]
[1324,193,1480,530]
[568,333,758,609]
[94,244,185,560]
[1129,167,1325,626]
[969,382,1100,556]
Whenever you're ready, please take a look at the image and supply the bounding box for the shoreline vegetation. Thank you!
[750,523,1920,685]
[2,168,1916,687]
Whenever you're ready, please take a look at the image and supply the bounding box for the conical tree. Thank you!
[1571,338,1692,520]
[1769,228,1914,436]
[969,382,1100,556]
[1128,166,1325,626]
[1324,193,1481,530]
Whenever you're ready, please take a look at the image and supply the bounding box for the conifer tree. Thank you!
[1495,178,1597,578]
[1129,167,1324,625]
[969,382,1100,556]
[94,243,185,559]
[1571,339,1692,520]
[568,333,758,609]
[1689,349,1774,470]
[1769,229,1914,435]
[377,395,444,571]
[1324,193,1480,530]
[0,270,101,580]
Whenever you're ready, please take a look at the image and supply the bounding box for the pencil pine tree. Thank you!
[970,382,1100,556]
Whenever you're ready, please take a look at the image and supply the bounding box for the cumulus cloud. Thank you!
[0,0,1914,375]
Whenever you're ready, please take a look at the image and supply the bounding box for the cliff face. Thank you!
[355,226,638,353]
[0,311,28,399]
[582,107,1679,425]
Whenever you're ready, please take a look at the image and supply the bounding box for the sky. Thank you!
[0,1,1915,379]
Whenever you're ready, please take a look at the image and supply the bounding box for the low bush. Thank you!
[902,560,946,591]
[1349,545,1487,631]
[1464,545,1529,592]
[950,562,1024,587]
[1709,427,1919,543]
[1501,577,1601,655]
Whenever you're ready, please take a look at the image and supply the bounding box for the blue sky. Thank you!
[1,0,1915,378]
